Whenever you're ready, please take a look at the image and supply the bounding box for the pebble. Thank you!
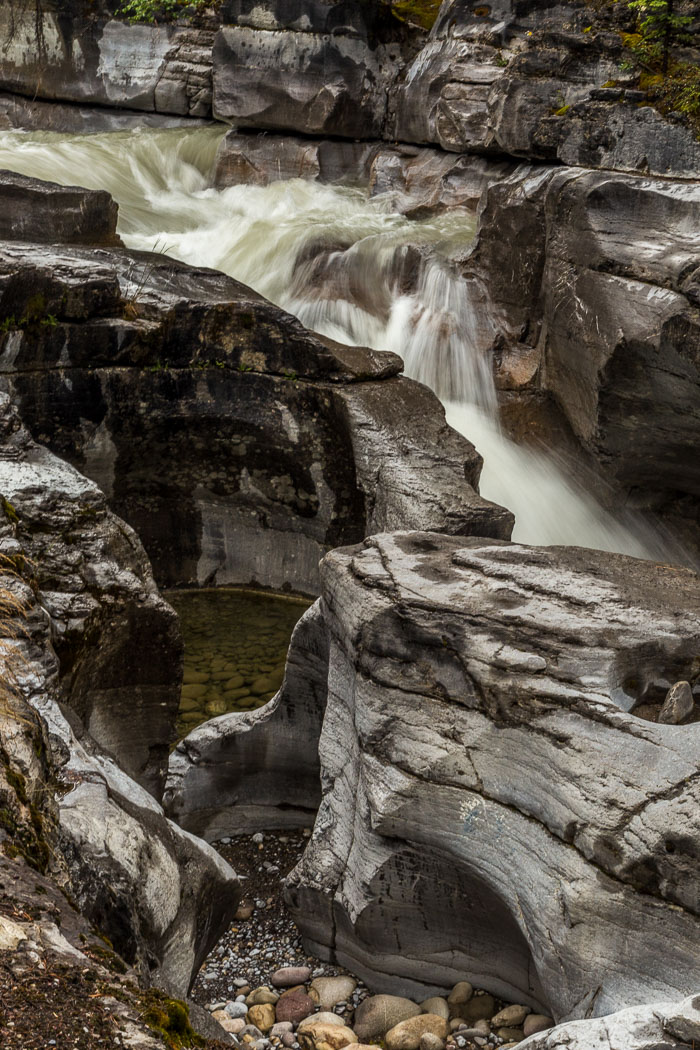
[354,995,421,1041]
[420,998,449,1021]
[492,1005,530,1028]
[298,1022,358,1050]
[273,966,313,988]
[523,1014,555,1037]
[309,976,358,1010]
[298,1014,346,1033]
[225,1002,249,1019]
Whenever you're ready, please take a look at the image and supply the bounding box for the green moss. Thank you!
[2,499,18,526]
[387,0,441,29]
[5,768,27,805]
[141,990,204,1049]
[554,104,571,115]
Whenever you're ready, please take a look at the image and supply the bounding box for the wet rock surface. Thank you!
[460,163,700,559]
[284,533,700,1018]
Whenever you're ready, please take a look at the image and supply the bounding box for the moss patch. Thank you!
[142,990,205,1049]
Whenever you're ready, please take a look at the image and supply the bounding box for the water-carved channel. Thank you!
[167,588,311,740]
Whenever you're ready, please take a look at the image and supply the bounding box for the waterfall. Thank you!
[0,125,678,559]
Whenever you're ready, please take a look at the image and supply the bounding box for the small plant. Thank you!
[117,0,208,23]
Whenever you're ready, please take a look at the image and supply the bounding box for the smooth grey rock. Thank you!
[0,7,215,118]
[520,992,700,1049]
[212,24,398,139]
[285,533,700,1017]
[309,976,358,1010]
[420,998,449,1020]
[272,965,313,987]
[658,681,694,725]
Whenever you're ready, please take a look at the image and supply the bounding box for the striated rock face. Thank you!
[0,1,215,117]
[284,532,700,1019]
[0,169,120,246]
[213,129,514,216]
[0,388,181,798]
[0,177,512,599]
[0,466,240,999]
[212,0,404,137]
[460,164,700,556]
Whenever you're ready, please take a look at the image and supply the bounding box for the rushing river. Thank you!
[0,124,678,558]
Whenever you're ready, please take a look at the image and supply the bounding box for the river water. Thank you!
[0,124,677,558]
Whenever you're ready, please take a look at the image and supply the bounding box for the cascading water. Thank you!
[0,125,676,558]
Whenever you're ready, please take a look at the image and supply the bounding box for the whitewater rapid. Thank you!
[0,124,674,558]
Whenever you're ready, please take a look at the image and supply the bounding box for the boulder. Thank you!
[272,965,313,987]
[284,533,700,1017]
[248,1004,277,1032]
[275,988,316,1025]
[419,998,449,1019]
[354,995,422,1041]
[0,170,119,246]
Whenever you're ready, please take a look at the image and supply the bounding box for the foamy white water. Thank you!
[0,125,675,558]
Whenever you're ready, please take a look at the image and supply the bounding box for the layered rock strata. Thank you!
[459,164,700,555]
[0,175,512,599]
[282,532,700,1019]
[0,426,240,999]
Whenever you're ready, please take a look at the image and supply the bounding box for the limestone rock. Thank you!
[385,1015,449,1050]
[284,533,700,1016]
[212,1,401,138]
[0,213,510,605]
[460,163,700,558]
[0,170,119,246]
[354,996,422,1042]
[519,993,700,1049]
[0,393,181,796]
[0,6,214,118]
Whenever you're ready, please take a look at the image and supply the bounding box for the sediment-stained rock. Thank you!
[0,1,215,117]
[284,532,700,1019]
[213,130,514,217]
[212,0,403,138]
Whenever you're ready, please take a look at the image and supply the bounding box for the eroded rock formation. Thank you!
[0,434,240,999]
[281,533,700,1019]
[0,175,512,598]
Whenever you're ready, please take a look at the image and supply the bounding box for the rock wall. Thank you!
[0,442,240,1000]
[282,532,700,1019]
[0,0,215,117]
[459,164,700,555]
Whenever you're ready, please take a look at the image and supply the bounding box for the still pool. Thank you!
[166,588,312,740]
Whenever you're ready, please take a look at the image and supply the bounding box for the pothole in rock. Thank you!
[194,832,554,1050]
[166,588,312,740]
